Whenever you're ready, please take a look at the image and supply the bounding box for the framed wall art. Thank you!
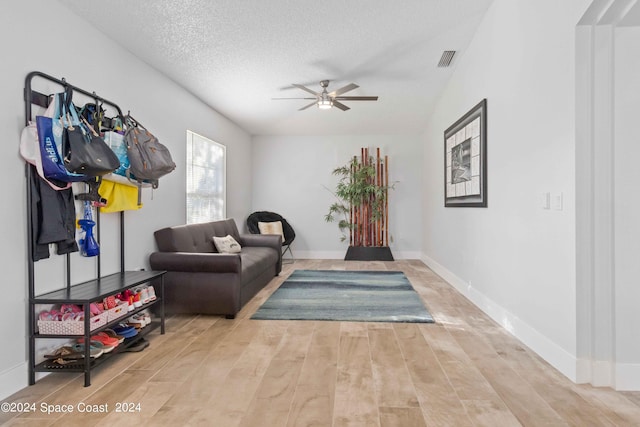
[444,99,487,207]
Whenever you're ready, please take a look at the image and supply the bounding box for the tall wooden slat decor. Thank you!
[325,147,393,260]
[346,147,390,247]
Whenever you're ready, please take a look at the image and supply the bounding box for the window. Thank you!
[186,130,226,224]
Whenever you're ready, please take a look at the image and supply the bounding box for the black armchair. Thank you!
[247,211,295,261]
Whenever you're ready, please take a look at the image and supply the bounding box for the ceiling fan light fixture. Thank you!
[318,99,333,109]
[274,79,377,111]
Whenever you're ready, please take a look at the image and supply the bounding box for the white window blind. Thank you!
[186,130,226,224]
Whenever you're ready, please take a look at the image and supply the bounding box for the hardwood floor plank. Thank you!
[419,325,499,402]
[94,381,180,426]
[393,323,474,427]
[480,326,629,426]
[333,324,379,427]
[239,358,305,427]
[181,321,288,426]
[379,406,427,427]
[461,399,523,427]
[286,322,340,427]
[3,260,639,426]
[48,369,156,427]
[450,328,567,426]
[570,385,640,426]
[239,320,316,426]
[368,324,420,408]
[161,319,259,408]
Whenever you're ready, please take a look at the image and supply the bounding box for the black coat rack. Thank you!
[24,71,165,387]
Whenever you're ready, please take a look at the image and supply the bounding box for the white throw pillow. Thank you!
[212,235,241,253]
[258,221,285,242]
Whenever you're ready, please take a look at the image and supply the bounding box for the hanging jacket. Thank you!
[30,166,78,260]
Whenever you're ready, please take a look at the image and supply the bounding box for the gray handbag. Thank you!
[123,115,176,187]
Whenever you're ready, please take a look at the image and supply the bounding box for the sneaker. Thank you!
[147,286,157,301]
[77,333,119,348]
[133,293,142,308]
[127,315,145,329]
[139,310,151,326]
[113,324,137,338]
[102,328,125,344]
[139,287,150,304]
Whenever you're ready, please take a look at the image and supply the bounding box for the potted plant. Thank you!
[324,147,394,260]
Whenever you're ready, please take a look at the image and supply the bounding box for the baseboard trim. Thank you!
[0,362,28,401]
[615,362,640,390]
[294,250,422,260]
[294,251,345,259]
[420,253,580,383]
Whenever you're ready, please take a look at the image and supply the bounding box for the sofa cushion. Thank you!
[258,221,285,242]
[212,235,241,253]
[240,246,279,285]
[155,219,241,253]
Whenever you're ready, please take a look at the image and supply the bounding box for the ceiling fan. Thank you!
[273,80,378,111]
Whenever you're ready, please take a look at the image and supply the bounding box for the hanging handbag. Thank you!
[20,93,72,190]
[33,93,87,183]
[103,129,129,177]
[60,89,120,176]
[123,115,175,184]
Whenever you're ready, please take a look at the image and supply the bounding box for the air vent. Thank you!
[437,50,456,67]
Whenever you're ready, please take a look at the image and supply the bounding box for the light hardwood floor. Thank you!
[3,259,640,426]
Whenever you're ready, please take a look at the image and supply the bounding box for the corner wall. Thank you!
[421,0,590,381]
[251,135,423,259]
[612,25,640,390]
[575,0,640,389]
[0,0,252,400]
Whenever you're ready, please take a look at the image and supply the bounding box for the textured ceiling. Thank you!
[58,0,493,136]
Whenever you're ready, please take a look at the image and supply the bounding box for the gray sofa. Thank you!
[149,219,281,318]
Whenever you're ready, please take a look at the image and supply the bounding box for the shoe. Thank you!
[44,346,85,360]
[139,287,150,304]
[147,286,157,301]
[113,325,137,338]
[78,333,120,349]
[122,338,150,352]
[103,295,117,309]
[127,315,145,329]
[133,293,142,308]
[72,341,104,358]
[102,328,125,344]
[137,310,151,326]
[89,302,103,316]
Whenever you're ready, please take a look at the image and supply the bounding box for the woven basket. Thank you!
[106,304,128,322]
[37,311,107,335]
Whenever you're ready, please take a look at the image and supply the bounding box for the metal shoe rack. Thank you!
[25,71,166,387]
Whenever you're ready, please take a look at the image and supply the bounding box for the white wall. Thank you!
[251,135,422,259]
[0,0,252,399]
[574,0,640,391]
[613,26,640,389]
[421,0,591,382]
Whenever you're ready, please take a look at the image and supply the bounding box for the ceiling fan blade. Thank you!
[335,96,379,101]
[329,83,359,97]
[272,97,317,100]
[299,101,318,111]
[332,100,350,111]
[292,84,320,96]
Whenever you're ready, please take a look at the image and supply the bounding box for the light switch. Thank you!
[540,192,550,210]
[553,192,563,211]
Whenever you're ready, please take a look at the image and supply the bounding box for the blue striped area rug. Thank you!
[251,270,434,323]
